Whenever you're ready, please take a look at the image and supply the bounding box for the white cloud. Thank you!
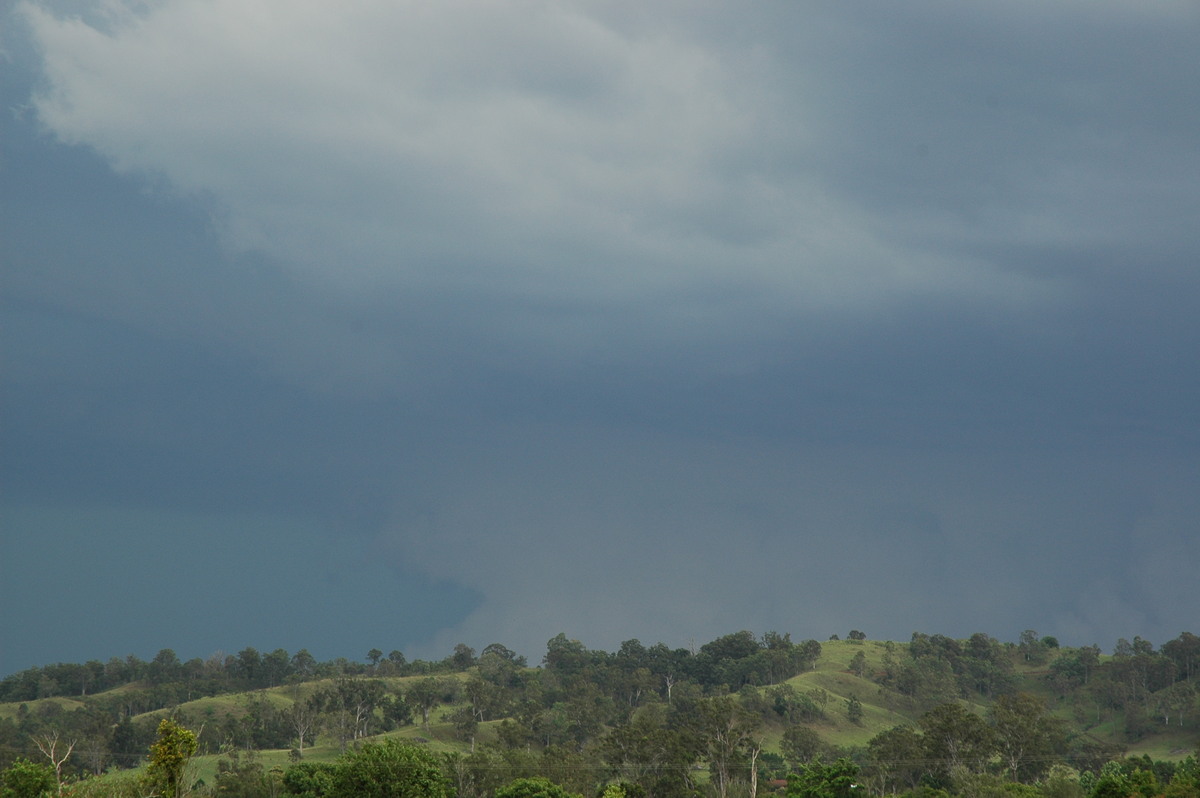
[20,0,1058,320]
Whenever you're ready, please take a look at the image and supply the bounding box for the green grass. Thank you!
[0,695,87,719]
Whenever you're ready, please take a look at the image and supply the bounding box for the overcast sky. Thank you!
[3,0,1199,677]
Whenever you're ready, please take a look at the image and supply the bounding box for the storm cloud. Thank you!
[2,0,1198,674]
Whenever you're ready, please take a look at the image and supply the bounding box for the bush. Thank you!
[0,759,55,798]
[329,740,450,798]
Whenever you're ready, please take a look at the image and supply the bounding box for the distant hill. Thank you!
[2,630,1197,796]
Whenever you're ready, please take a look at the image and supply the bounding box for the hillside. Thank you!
[2,632,1197,798]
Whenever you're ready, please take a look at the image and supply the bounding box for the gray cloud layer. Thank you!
[2,0,1198,673]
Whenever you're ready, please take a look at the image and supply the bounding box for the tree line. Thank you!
[1,630,1198,798]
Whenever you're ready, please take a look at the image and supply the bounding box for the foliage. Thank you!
[325,739,451,798]
[214,750,281,798]
[988,693,1065,782]
[0,759,56,798]
[918,703,994,786]
[782,726,824,769]
[846,696,864,725]
[4,628,1200,798]
[143,719,198,798]
[787,757,861,798]
[279,762,335,798]
[866,726,925,794]
[494,776,582,798]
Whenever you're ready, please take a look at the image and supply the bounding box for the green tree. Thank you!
[328,739,451,798]
[1154,682,1196,726]
[1,759,56,798]
[287,698,320,757]
[450,644,477,671]
[149,650,183,685]
[406,678,444,731]
[918,703,993,785]
[309,678,385,748]
[215,750,279,798]
[1091,761,1139,798]
[787,757,860,798]
[1019,631,1048,664]
[989,693,1066,782]
[845,696,864,725]
[1162,633,1200,683]
[1164,756,1200,798]
[494,777,582,798]
[781,726,823,769]
[693,696,761,798]
[261,648,293,686]
[280,762,335,798]
[599,705,700,798]
[290,650,317,678]
[1040,765,1085,798]
[866,726,925,794]
[109,716,145,767]
[143,719,199,798]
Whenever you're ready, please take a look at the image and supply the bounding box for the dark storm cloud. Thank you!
[2,1,1198,674]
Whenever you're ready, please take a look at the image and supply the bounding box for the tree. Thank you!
[149,650,183,685]
[235,648,263,687]
[478,648,523,692]
[989,692,1066,782]
[450,644,477,671]
[1,759,56,798]
[787,757,860,798]
[288,698,320,757]
[847,631,866,641]
[845,696,863,725]
[1163,633,1200,683]
[849,652,867,678]
[328,739,451,798]
[216,749,280,798]
[1019,630,1048,664]
[144,718,199,798]
[494,777,582,798]
[406,678,443,731]
[290,650,317,678]
[1154,682,1196,726]
[262,648,293,686]
[73,706,115,775]
[796,640,823,671]
[32,732,74,796]
[693,697,761,798]
[309,678,385,748]
[280,761,336,798]
[701,631,761,663]
[781,726,823,770]
[110,716,145,768]
[599,703,700,798]
[866,726,925,794]
[918,703,993,784]
[381,692,414,729]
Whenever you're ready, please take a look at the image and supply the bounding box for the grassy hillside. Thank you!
[3,634,1196,791]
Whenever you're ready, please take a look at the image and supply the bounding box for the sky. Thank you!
[2,0,1199,678]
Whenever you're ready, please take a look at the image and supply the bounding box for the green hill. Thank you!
[2,631,1197,798]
